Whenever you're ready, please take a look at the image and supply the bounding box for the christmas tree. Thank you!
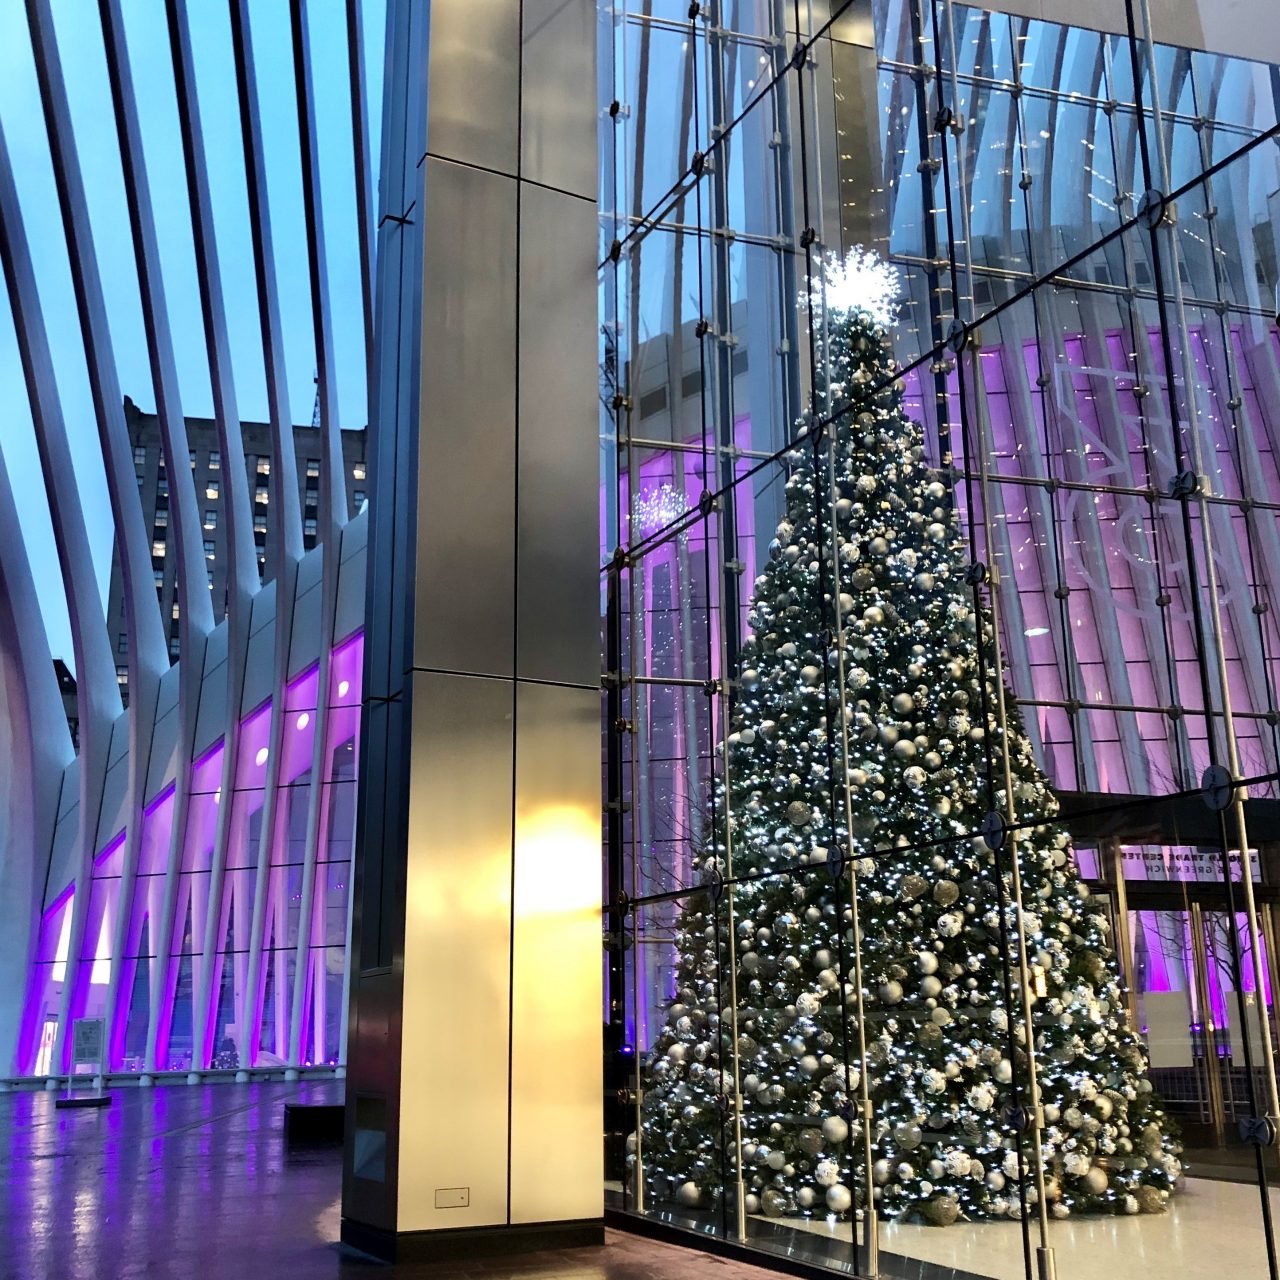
[633,251,1182,1227]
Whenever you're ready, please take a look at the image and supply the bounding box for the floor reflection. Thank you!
[0,1082,778,1280]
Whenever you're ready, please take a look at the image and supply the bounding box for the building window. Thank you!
[257,458,270,476]
[209,450,221,470]
[117,635,128,655]
[353,489,365,507]
[304,517,317,537]
[204,539,216,558]
[253,514,267,533]
[154,509,168,528]
[204,509,217,529]
[256,488,269,505]
[169,637,181,658]
[157,478,169,498]
[353,463,366,481]
[116,665,129,685]
[153,568,164,587]
[189,449,197,468]
[152,539,166,559]
[171,602,180,620]
[306,459,320,479]
[133,445,147,468]
[205,481,219,500]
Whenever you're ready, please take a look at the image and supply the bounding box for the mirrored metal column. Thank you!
[342,0,601,1259]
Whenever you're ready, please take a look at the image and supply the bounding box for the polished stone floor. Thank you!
[0,1081,779,1280]
[785,1176,1280,1280]
[7,1080,1280,1280]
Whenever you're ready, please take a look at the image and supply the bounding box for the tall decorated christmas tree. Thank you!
[633,251,1182,1227]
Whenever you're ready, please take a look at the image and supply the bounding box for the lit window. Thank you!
[189,449,197,468]
[257,458,270,476]
[304,517,317,536]
[90,914,111,985]
[209,450,221,469]
[256,489,269,505]
[204,540,216,558]
[306,459,320,479]
[116,664,129,685]
[172,602,180,620]
[352,463,366,481]
[154,509,168,527]
[206,482,219,500]
[204,509,217,529]
[157,478,169,498]
[253,514,267,533]
[152,539,166,558]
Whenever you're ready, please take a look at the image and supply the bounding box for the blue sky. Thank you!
[0,0,384,667]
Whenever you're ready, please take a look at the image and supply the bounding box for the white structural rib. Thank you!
[0,445,75,1074]
[164,0,262,1073]
[0,116,123,1075]
[287,0,350,1066]
[97,0,216,1076]
[24,0,170,1075]
[228,0,306,1069]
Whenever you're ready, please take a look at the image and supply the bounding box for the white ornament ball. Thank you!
[677,1181,701,1207]
[918,951,939,975]
[822,1115,850,1145]
[826,1185,853,1214]
[815,1159,841,1187]
[1082,1166,1109,1195]
[937,913,963,938]
[879,980,904,1005]
[797,1187,817,1209]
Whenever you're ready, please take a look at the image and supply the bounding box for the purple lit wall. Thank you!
[18,631,364,1076]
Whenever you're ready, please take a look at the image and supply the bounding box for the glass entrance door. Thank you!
[1120,896,1280,1150]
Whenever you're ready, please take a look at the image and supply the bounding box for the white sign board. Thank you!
[70,1018,105,1075]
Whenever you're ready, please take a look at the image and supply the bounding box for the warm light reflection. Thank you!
[514,806,599,916]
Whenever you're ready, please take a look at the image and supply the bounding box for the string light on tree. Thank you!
[632,250,1181,1227]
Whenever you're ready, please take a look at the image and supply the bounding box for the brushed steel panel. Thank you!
[415,158,517,679]
[509,681,602,1224]
[397,670,514,1232]
[426,0,519,175]
[520,0,597,199]
[516,184,598,687]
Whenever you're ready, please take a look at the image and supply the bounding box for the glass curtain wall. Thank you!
[601,1,1280,1276]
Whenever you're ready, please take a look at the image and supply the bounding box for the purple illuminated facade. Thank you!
[18,630,364,1077]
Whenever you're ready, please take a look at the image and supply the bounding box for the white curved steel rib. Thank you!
[0,116,122,1076]
[24,0,169,1076]
[0,443,75,1075]
[164,0,262,1073]
[228,0,306,1069]
[287,0,350,1068]
[98,0,216,1076]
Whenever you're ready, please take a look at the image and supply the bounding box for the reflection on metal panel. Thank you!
[396,670,514,1232]
[510,681,602,1225]
[521,0,598,200]
[414,157,518,680]
[517,183,600,688]
[425,0,520,174]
